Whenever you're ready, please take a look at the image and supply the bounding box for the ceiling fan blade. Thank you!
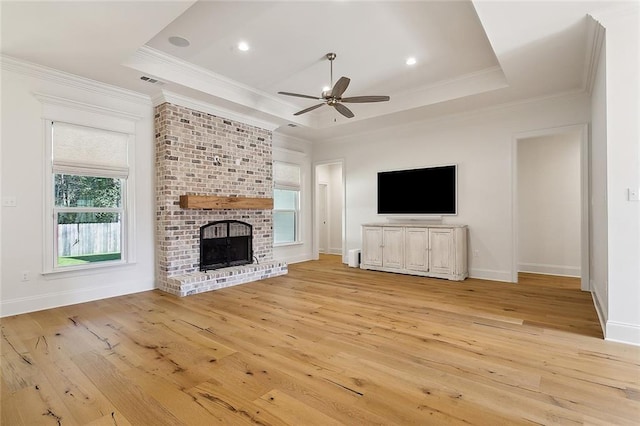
[278,91,321,100]
[330,77,351,98]
[341,95,390,103]
[293,103,325,116]
[333,103,354,118]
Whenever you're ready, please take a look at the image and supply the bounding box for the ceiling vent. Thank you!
[140,76,164,85]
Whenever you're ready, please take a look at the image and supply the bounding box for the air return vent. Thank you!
[140,76,164,85]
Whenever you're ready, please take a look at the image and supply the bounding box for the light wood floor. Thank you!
[2,255,639,425]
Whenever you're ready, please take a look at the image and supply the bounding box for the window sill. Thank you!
[274,241,304,248]
[42,259,136,280]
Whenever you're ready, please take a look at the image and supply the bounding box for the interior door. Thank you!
[318,183,328,253]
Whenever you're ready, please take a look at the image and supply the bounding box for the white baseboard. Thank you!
[468,268,513,282]
[0,280,156,318]
[274,252,313,265]
[591,284,607,334]
[606,321,640,347]
[328,247,342,255]
[518,262,580,277]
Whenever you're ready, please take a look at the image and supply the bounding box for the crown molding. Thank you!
[322,88,588,145]
[584,15,606,94]
[0,55,151,106]
[314,65,508,127]
[272,145,309,158]
[125,46,312,127]
[152,90,280,131]
[34,92,143,122]
[273,132,313,147]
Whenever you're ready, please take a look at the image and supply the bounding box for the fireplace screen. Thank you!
[200,220,253,271]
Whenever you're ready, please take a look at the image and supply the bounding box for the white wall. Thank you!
[313,93,590,282]
[592,5,640,345]
[0,59,156,316]
[272,132,314,264]
[517,132,581,277]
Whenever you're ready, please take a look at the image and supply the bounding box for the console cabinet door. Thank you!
[429,228,454,275]
[405,227,429,272]
[362,227,383,267]
[382,227,404,269]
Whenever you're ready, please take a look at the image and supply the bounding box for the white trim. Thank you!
[511,123,590,287]
[34,93,143,122]
[53,162,129,178]
[152,90,280,131]
[584,16,606,94]
[37,97,139,135]
[273,252,314,265]
[517,263,581,277]
[129,46,308,127]
[606,321,640,347]
[273,241,304,248]
[1,55,151,106]
[272,146,308,158]
[591,290,607,339]
[0,278,154,318]
[468,268,513,282]
[313,159,346,263]
[273,132,314,149]
[315,65,508,126]
[322,90,588,145]
[43,113,138,273]
[134,45,290,109]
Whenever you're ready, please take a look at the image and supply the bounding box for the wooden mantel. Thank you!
[179,195,273,210]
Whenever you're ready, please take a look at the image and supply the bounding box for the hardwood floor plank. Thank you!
[72,351,185,426]
[1,255,638,425]
[253,389,345,426]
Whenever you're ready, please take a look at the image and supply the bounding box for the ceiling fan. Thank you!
[278,53,390,119]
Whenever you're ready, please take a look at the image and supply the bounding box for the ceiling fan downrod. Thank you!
[326,52,336,88]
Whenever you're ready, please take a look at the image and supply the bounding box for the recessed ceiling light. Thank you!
[168,36,190,47]
[406,57,417,66]
[238,41,250,52]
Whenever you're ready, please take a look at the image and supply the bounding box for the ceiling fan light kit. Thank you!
[278,52,390,119]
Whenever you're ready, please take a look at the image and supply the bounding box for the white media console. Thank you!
[360,223,468,281]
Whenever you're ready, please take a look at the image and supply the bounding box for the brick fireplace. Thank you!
[154,102,287,296]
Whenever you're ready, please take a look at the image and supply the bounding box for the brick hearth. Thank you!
[154,102,287,296]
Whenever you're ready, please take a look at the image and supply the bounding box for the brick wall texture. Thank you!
[154,102,274,292]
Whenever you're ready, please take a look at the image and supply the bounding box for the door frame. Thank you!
[317,182,329,254]
[511,123,590,290]
[313,159,346,262]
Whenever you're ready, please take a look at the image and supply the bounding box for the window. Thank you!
[273,161,301,245]
[46,121,131,271]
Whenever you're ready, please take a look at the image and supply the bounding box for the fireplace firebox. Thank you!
[200,220,253,271]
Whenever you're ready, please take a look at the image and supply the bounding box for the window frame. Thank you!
[273,161,302,246]
[43,119,136,274]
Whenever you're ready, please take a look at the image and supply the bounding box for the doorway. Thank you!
[512,124,589,290]
[318,183,329,253]
[314,161,345,262]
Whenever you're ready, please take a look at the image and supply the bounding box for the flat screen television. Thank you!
[377,164,457,215]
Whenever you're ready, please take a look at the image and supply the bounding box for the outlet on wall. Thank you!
[20,271,30,281]
[2,197,17,207]
[473,250,480,258]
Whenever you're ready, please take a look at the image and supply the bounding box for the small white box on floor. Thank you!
[348,249,361,267]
